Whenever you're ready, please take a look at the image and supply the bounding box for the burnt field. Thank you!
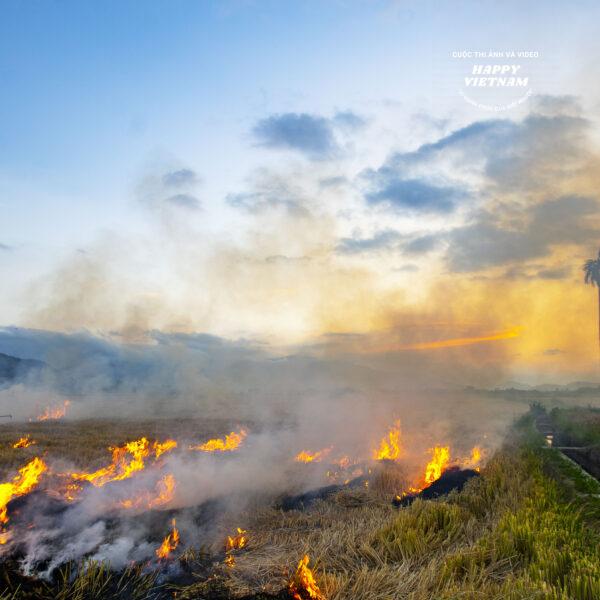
[0,411,598,599]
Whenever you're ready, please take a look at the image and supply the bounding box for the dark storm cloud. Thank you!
[447,196,599,272]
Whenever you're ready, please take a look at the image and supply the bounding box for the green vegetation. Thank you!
[549,406,600,447]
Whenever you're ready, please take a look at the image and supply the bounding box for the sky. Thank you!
[2,0,600,385]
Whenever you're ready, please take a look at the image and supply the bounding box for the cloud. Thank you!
[138,166,202,212]
[332,111,366,130]
[252,110,366,160]
[366,178,464,213]
[543,348,564,356]
[447,196,599,272]
[164,193,201,210]
[336,230,402,254]
[403,233,442,254]
[162,168,198,188]
[337,230,442,256]
[253,113,336,158]
[0,243,12,251]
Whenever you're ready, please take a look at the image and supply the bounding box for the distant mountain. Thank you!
[492,381,600,392]
[0,352,46,385]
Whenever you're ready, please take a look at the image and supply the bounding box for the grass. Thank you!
[0,413,599,599]
[548,406,600,446]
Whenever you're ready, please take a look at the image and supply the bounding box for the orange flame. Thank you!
[35,400,70,421]
[373,420,402,461]
[12,436,35,449]
[190,429,247,453]
[295,448,331,463]
[0,457,47,525]
[156,518,179,559]
[226,527,247,552]
[71,437,152,487]
[462,446,484,472]
[289,554,325,600]
[119,473,176,511]
[424,446,450,485]
[153,439,177,459]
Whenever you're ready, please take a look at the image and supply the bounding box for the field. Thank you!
[0,411,599,600]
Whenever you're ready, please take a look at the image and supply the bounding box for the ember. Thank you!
[289,554,325,600]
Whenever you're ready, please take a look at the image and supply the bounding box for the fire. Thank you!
[0,457,47,525]
[373,420,402,461]
[462,446,484,471]
[424,446,450,485]
[120,473,176,510]
[153,439,177,459]
[295,448,331,463]
[70,437,175,488]
[190,429,247,453]
[289,554,325,600]
[35,400,70,421]
[224,526,247,567]
[12,436,35,449]
[156,518,179,560]
[226,527,247,552]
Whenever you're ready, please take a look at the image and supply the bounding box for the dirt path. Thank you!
[534,413,600,483]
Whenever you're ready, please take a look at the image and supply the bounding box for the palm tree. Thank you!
[583,249,600,358]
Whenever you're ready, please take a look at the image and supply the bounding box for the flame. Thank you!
[71,437,155,487]
[35,400,70,421]
[156,518,179,559]
[424,446,450,485]
[462,446,484,472]
[0,457,47,525]
[153,439,177,459]
[224,553,235,567]
[226,527,247,552]
[289,554,325,600]
[119,473,176,510]
[12,436,35,449]
[190,429,247,453]
[295,447,331,463]
[373,420,402,461]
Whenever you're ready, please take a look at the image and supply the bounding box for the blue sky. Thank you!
[1,0,600,381]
